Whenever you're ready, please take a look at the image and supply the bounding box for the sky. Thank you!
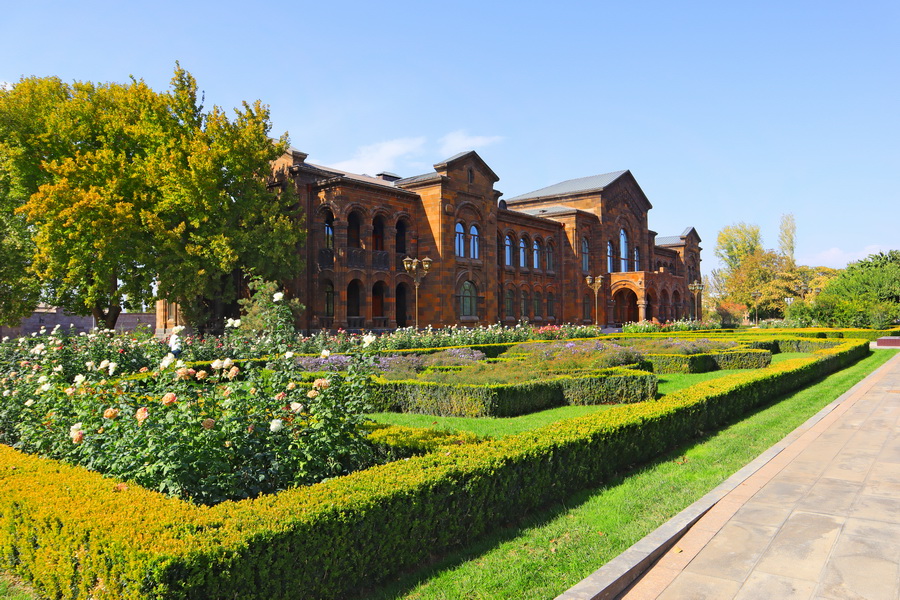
[2,0,897,272]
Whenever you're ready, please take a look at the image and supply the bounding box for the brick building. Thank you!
[272,148,702,332]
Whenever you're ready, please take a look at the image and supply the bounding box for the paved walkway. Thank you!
[558,350,900,600]
[626,351,900,599]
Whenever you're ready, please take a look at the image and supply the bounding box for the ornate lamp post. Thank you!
[800,283,809,299]
[403,256,432,329]
[688,280,704,321]
[750,290,762,326]
[585,274,604,326]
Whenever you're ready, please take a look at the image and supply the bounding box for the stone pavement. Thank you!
[558,350,900,600]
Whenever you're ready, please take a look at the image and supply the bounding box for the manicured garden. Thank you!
[0,322,896,599]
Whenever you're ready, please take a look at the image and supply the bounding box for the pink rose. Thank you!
[161,392,177,406]
[136,407,149,425]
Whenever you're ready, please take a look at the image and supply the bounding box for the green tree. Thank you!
[2,66,304,329]
[778,213,796,267]
[806,250,900,328]
[714,222,762,273]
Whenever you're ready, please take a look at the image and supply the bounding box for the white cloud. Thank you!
[438,130,503,157]
[799,244,893,269]
[328,136,426,175]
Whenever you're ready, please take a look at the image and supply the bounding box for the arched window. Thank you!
[520,289,529,319]
[455,223,466,257]
[534,292,542,318]
[323,281,334,317]
[633,247,640,271]
[395,219,407,255]
[545,244,554,271]
[533,240,541,270]
[324,212,334,249]
[505,235,513,266]
[460,281,477,317]
[504,288,514,318]
[519,238,528,269]
[547,292,555,318]
[581,237,589,272]
[608,241,615,273]
[620,229,629,272]
[347,212,362,248]
[373,216,385,251]
[469,225,480,260]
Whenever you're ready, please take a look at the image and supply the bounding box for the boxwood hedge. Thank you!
[0,337,870,599]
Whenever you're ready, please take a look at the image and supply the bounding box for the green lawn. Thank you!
[0,575,36,600]
[363,349,898,600]
[367,353,813,439]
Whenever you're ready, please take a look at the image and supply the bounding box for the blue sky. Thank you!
[2,0,897,271]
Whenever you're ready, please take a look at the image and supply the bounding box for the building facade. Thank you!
[274,148,702,332]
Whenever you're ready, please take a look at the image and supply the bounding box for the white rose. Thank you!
[284,352,294,359]
[320,349,331,358]
[362,333,377,348]
[272,292,284,302]
[269,419,284,433]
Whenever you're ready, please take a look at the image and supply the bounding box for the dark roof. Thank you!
[506,170,628,202]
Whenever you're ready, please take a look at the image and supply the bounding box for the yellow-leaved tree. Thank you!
[3,65,304,329]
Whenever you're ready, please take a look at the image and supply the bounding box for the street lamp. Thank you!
[750,291,762,326]
[403,256,432,329]
[585,274,604,326]
[800,283,809,299]
[688,280,704,321]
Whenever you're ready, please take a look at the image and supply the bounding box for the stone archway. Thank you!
[613,288,639,324]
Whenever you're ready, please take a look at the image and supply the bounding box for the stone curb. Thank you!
[555,352,898,600]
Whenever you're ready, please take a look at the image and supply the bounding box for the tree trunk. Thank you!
[91,304,122,330]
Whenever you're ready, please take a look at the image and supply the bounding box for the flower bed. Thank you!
[0,334,872,599]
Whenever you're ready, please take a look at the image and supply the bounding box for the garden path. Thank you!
[558,350,900,600]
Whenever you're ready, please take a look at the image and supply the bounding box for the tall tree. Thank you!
[4,66,304,329]
[778,213,796,266]
[714,222,762,273]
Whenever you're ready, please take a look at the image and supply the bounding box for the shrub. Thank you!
[0,337,869,599]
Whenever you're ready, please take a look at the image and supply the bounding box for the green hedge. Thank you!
[642,349,771,373]
[371,367,657,417]
[0,338,871,599]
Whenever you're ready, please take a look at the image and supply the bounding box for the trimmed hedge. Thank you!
[371,367,657,417]
[0,337,871,599]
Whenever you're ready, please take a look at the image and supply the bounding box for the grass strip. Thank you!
[364,349,898,600]
[0,574,37,600]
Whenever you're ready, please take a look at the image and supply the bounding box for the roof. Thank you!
[506,170,629,202]
[655,235,683,246]
[395,172,443,186]
[517,205,580,217]
[305,162,400,190]
[656,227,702,246]
[433,150,500,182]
